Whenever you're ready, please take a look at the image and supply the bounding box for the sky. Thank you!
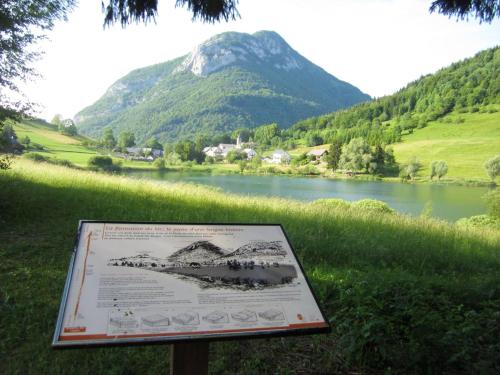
[16,0,500,121]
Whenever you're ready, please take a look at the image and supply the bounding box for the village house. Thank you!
[271,149,291,164]
[125,147,163,161]
[307,148,328,161]
[202,134,257,160]
[243,148,257,160]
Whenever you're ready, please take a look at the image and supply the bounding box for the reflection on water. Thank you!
[126,170,492,222]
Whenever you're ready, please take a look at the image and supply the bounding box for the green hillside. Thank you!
[75,31,369,143]
[285,47,499,146]
[12,119,154,170]
[392,109,500,181]
[13,119,97,166]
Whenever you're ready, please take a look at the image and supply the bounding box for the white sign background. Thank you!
[53,222,329,347]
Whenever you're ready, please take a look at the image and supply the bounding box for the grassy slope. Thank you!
[0,160,499,374]
[13,119,156,169]
[392,110,500,182]
[13,119,98,166]
[12,119,235,172]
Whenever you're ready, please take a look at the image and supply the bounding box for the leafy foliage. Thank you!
[430,0,500,22]
[430,160,449,180]
[0,0,75,119]
[484,155,500,180]
[102,0,240,27]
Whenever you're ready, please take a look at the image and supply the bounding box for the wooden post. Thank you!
[170,342,209,375]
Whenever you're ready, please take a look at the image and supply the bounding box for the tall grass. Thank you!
[1,160,499,374]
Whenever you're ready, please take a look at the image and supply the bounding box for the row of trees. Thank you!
[323,137,397,175]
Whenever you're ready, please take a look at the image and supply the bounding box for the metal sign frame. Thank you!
[53,221,331,348]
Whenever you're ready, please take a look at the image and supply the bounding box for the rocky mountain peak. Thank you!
[174,31,302,77]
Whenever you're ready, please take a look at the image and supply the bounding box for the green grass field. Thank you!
[0,160,499,374]
[392,110,500,182]
[13,119,98,166]
[12,119,240,173]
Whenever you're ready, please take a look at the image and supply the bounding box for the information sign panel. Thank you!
[53,221,330,347]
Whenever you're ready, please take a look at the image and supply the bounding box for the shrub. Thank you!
[24,152,50,162]
[298,164,320,175]
[87,156,120,171]
[351,199,395,214]
[0,154,13,170]
[430,160,448,180]
[484,155,500,181]
[456,214,500,229]
[153,157,166,170]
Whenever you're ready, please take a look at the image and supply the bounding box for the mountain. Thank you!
[285,47,500,146]
[168,241,226,264]
[221,241,287,261]
[75,31,370,143]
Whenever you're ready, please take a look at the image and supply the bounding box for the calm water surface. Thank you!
[127,171,492,222]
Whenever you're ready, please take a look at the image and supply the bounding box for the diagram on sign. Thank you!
[107,240,298,290]
[202,311,229,324]
[142,314,170,327]
[172,312,199,326]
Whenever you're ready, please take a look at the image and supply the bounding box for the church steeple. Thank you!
[236,133,242,149]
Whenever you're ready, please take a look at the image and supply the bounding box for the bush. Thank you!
[24,152,50,162]
[456,214,500,229]
[297,164,320,175]
[153,157,166,170]
[351,199,395,214]
[484,155,500,181]
[87,156,120,171]
[0,154,13,170]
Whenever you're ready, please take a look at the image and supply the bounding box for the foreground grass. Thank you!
[1,160,499,374]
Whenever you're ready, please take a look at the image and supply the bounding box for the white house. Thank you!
[307,148,328,160]
[203,144,236,158]
[272,149,291,164]
[243,148,257,160]
[218,144,236,157]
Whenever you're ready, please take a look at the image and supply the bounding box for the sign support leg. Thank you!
[170,342,209,375]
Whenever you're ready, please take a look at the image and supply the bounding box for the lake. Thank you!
[127,171,493,222]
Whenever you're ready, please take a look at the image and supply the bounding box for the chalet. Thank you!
[272,149,291,164]
[307,148,328,160]
[243,148,257,160]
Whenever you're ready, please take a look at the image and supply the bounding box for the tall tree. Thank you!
[0,1,76,121]
[339,137,371,173]
[101,0,499,28]
[430,0,500,22]
[118,131,136,149]
[484,155,500,181]
[102,0,240,27]
[144,137,162,150]
[326,139,342,171]
[101,128,117,149]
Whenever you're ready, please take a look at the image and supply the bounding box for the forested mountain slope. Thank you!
[286,47,499,145]
[75,31,370,143]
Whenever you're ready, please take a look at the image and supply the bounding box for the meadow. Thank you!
[0,159,499,374]
[392,110,500,182]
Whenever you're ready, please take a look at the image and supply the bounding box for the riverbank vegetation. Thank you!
[0,160,499,373]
